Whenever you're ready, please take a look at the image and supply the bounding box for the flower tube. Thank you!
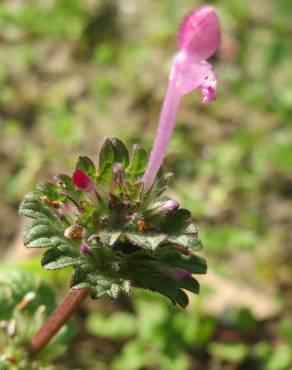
[143,6,220,191]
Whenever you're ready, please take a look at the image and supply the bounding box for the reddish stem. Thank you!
[27,287,89,356]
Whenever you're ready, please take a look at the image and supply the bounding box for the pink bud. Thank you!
[162,199,179,212]
[113,162,123,174]
[63,203,72,213]
[72,170,94,192]
[80,242,90,254]
[54,208,63,218]
[153,199,179,214]
[112,162,124,185]
[179,6,220,62]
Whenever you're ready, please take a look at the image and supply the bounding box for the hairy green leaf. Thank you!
[178,277,200,294]
[126,232,167,251]
[168,235,202,251]
[24,219,62,248]
[126,144,147,181]
[98,230,122,246]
[41,246,79,269]
[54,173,81,200]
[98,137,129,186]
[159,250,207,274]
[19,191,56,220]
[76,155,96,178]
[37,182,64,202]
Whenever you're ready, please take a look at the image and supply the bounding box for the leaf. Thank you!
[145,167,171,201]
[110,137,129,168]
[160,210,202,251]
[108,283,122,299]
[70,264,95,289]
[24,219,62,248]
[98,137,129,186]
[71,282,90,290]
[90,285,108,299]
[19,191,56,220]
[168,235,203,251]
[37,182,64,202]
[126,144,147,181]
[76,156,96,178]
[159,250,207,274]
[71,264,127,300]
[98,137,115,179]
[54,174,81,199]
[130,269,189,308]
[71,281,91,290]
[98,230,122,246]
[126,232,167,251]
[188,238,203,252]
[178,277,200,294]
[79,206,99,228]
[174,289,190,308]
[41,246,79,269]
[162,209,192,230]
[89,276,118,299]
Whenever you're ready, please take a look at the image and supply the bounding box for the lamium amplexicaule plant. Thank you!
[1,5,221,367]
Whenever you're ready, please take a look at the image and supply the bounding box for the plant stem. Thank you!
[27,287,89,357]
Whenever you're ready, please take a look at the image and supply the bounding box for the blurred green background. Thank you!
[0,0,292,369]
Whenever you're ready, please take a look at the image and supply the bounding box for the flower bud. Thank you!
[160,199,179,212]
[113,162,123,174]
[80,242,90,254]
[152,199,179,215]
[72,170,94,192]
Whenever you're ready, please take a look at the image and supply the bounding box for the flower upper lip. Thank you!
[179,5,221,61]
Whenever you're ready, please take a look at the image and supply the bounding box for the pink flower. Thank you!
[143,6,220,191]
[72,170,94,192]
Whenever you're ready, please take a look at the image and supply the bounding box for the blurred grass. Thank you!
[0,0,292,369]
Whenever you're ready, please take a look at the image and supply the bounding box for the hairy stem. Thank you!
[27,287,89,357]
[143,64,181,191]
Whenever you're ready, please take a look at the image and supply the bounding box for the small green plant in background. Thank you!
[86,290,217,370]
[84,293,292,370]
[0,265,73,370]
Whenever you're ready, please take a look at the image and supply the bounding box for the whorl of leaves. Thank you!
[19,137,207,308]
